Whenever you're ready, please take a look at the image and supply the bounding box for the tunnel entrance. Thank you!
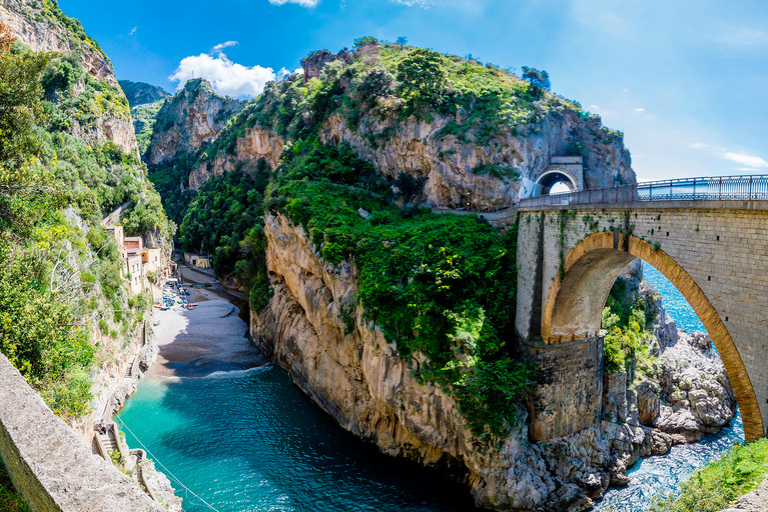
[533,170,578,196]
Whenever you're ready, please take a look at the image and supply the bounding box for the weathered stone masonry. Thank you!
[0,354,164,512]
[516,201,768,441]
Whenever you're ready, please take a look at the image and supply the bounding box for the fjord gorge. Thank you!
[0,2,759,512]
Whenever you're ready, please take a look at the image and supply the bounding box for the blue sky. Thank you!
[59,0,768,181]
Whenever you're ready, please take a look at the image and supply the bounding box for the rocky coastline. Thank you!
[251,213,738,512]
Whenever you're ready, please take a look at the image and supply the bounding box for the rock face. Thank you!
[0,0,116,85]
[252,216,738,511]
[721,476,768,511]
[189,125,284,190]
[119,80,171,108]
[320,110,634,211]
[1,0,138,154]
[654,330,737,441]
[146,78,245,166]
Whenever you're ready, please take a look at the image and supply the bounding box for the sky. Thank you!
[58,0,768,181]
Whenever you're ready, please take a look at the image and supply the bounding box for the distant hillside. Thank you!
[119,79,171,108]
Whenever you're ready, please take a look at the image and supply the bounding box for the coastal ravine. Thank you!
[593,262,744,511]
[117,277,482,512]
[117,261,740,512]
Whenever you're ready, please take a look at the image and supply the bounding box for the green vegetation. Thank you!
[649,438,768,512]
[0,461,28,512]
[192,38,583,170]
[118,80,170,108]
[24,0,107,60]
[178,158,271,309]
[265,138,534,438]
[131,99,166,155]
[0,23,169,419]
[601,275,657,375]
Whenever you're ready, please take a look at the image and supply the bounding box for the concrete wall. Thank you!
[519,336,604,441]
[0,354,164,512]
[516,202,768,440]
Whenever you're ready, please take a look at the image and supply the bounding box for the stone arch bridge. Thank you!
[513,176,768,442]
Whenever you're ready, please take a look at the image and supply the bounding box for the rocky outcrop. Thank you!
[252,214,729,511]
[189,126,284,189]
[119,80,171,108]
[319,108,633,211]
[0,0,116,85]
[630,284,738,442]
[721,476,768,511]
[252,215,739,511]
[2,0,138,154]
[147,78,245,166]
[654,331,737,441]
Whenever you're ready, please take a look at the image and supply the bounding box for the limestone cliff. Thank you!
[251,214,738,511]
[1,0,115,84]
[181,46,633,208]
[1,0,138,154]
[319,109,632,211]
[189,125,284,189]
[147,79,245,166]
[119,80,171,108]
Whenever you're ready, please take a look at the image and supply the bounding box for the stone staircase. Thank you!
[95,424,120,457]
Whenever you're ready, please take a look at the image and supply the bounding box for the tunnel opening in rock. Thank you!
[533,170,578,196]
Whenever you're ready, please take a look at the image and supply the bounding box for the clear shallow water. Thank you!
[117,367,481,512]
[593,261,744,511]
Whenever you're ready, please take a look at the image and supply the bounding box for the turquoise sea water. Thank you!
[118,260,740,512]
[593,261,743,511]
[117,367,481,512]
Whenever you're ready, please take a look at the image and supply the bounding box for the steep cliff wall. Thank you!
[1,0,138,154]
[1,0,115,84]
[251,213,738,511]
[189,126,283,189]
[178,44,634,209]
[320,109,632,211]
[147,79,245,165]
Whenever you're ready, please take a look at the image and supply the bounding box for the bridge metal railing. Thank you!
[519,175,768,207]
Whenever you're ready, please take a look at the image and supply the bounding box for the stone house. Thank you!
[101,212,169,298]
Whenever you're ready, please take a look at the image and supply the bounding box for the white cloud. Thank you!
[634,108,644,112]
[589,104,601,110]
[211,41,238,53]
[129,26,137,35]
[268,0,319,6]
[723,152,768,168]
[169,53,276,99]
[689,143,707,149]
[712,27,768,48]
[622,88,629,93]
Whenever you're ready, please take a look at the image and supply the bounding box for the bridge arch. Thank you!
[533,169,578,196]
[541,231,764,441]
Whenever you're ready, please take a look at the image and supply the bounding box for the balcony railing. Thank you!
[519,175,768,208]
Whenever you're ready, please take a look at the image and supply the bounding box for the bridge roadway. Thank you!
[514,176,768,442]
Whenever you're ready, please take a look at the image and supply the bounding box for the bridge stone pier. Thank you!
[515,199,768,442]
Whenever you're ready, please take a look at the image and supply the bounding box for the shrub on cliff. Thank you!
[266,139,534,438]
[649,438,768,512]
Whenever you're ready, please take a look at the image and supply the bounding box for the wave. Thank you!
[160,364,273,381]
[204,365,273,379]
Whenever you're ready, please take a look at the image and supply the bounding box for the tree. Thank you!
[396,48,447,110]
[353,36,379,50]
[521,66,550,95]
[396,36,408,47]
